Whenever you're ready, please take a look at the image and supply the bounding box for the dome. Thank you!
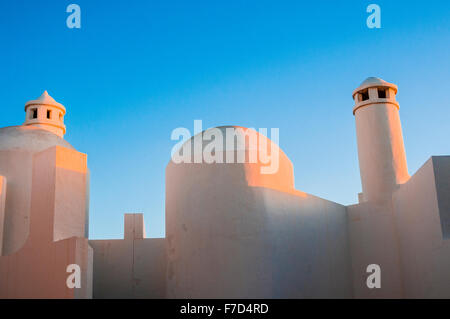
[352,77,398,98]
[0,125,74,152]
[176,125,288,156]
[360,77,388,87]
[170,125,296,194]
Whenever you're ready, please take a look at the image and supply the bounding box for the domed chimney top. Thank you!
[352,77,399,115]
[23,91,66,138]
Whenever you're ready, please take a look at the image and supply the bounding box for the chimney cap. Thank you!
[25,91,66,113]
[352,77,398,98]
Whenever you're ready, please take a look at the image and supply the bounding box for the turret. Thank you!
[23,91,66,138]
[353,77,409,202]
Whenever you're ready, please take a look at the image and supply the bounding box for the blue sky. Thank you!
[0,1,449,239]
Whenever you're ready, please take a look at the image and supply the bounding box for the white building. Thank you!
[1,78,449,298]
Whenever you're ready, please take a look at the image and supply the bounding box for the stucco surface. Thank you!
[0,146,92,298]
[0,176,6,255]
[166,157,352,298]
[90,214,166,299]
[433,156,450,238]
[347,201,403,298]
[0,126,74,255]
[393,156,450,298]
[0,126,73,152]
[354,92,409,202]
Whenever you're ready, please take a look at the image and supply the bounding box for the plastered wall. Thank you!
[90,214,166,299]
[0,146,92,298]
[165,160,353,298]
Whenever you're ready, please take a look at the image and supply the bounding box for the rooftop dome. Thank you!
[177,126,287,155]
[170,125,296,194]
[0,125,74,152]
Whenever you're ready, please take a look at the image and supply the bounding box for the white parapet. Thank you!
[124,213,146,240]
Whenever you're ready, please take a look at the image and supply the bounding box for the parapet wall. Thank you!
[89,214,166,299]
[393,156,450,298]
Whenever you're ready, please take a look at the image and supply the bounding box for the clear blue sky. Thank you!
[0,1,449,239]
